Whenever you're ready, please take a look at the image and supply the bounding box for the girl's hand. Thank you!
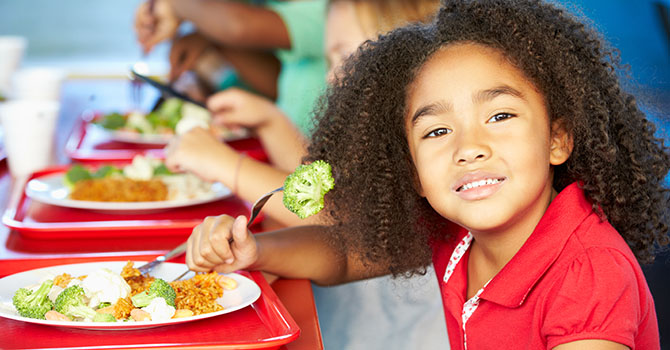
[164,127,228,183]
[206,88,282,130]
[186,215,259,273]
[169,32,211,82]
[134,0,180,54]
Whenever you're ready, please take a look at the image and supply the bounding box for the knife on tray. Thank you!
[130,70,207,109]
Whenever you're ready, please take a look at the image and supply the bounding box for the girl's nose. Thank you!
[453,133,491,165]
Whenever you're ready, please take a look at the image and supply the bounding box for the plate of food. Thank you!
[25,155,231,212]
[0,261,261,330]
[92,98,248,145]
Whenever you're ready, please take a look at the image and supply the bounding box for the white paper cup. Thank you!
[11,67,66,102]
[0,100,60,178]
[0,36,27,97]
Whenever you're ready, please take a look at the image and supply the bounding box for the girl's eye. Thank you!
[487,113,515,123]
[424,128,452,138]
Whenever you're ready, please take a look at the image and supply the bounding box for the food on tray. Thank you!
[65,155,216,202]
[10,261,238,322]
[283,160,335,219]
[93,98,198,135]
[93,98,245,139]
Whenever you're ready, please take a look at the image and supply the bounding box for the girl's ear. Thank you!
[549,119,573,166]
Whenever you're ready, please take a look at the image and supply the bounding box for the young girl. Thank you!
[185,0,670,348]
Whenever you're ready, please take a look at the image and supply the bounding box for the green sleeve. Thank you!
[266,0,328,135]
[266,0,327,60]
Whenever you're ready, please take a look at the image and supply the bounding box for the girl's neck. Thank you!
[466,187,559,295]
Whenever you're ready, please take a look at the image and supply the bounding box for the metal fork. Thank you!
[167,186,284,281]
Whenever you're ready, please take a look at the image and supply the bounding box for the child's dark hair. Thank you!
[306,0,670,275]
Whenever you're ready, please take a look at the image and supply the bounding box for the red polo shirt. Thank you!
[431,183,659,349]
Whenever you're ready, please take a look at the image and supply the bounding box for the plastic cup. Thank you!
[0,36,27,98]
[11,67,66,102]
[0,100,60,178]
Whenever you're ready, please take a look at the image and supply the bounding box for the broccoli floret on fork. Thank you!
[282,160,335,219]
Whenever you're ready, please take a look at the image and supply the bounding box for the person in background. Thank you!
[183,0,670,349]
[134,0,328,134]
[162,0,439,229]
[134,0,327,227]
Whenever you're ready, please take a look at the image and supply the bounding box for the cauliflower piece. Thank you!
[47,285,64,303]
[160,173,215,201]
[181,102,211,124]
[141,297,175,321]
[175,116,209,135]
[80,268,131,308]
[126,111,153,134]
[123,155,161,181]
[176,103,211,135]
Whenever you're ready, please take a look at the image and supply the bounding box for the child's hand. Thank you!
[168,32,211,82]
[164,127,229,183]
[186,215,259,273]
[134,0,180,54]
[206,88,282,130]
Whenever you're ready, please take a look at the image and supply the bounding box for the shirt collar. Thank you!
[478,182,593,308]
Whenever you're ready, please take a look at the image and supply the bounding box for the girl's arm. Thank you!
[186,215,389,285]
[553,340,629,350]
[168,0,291,50]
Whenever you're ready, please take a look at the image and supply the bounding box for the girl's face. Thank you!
[325,1,370,80]
[405,43,572,237]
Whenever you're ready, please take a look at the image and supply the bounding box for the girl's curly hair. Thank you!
[306,0,670,276]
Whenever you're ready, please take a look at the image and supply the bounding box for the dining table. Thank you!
[0,78,323,350]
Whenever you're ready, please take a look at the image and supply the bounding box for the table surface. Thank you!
[0,79,323,350]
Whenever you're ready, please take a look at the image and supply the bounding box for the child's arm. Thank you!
[164,128,313,227]
[185,215,386,285]
[169,0,291,50]
[206,88,306,172]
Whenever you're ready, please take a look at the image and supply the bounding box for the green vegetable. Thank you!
[54,285,97,320]
[130,278,176,308]
[97,112,126,130]
[12,280,54,319]
[282,160,335,219]
[97,302,112,309]
[153,163,173,176]
[93,312,116,322]
[64,165,92,188]
[92,165,120,179]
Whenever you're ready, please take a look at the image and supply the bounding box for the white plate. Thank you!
[91,123,251,146]
[25,173,231,212]
[91,124,174,145]
[0,261,261,330]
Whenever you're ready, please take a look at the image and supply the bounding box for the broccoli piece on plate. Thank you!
[91,165,120,179]
[64,165,92,188]
[131,278,176,308]
[283,160,335,219]
[12,280,54,319]
[96,302,112,309]
[97,112,126,130]
[54,285,97,320]
[93,312,117,322]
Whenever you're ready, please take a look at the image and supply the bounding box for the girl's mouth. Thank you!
[456,177,506,192]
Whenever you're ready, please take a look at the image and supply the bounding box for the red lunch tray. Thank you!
[64,112,268,163]
[2,166,261,240]
[0,270,301,350]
